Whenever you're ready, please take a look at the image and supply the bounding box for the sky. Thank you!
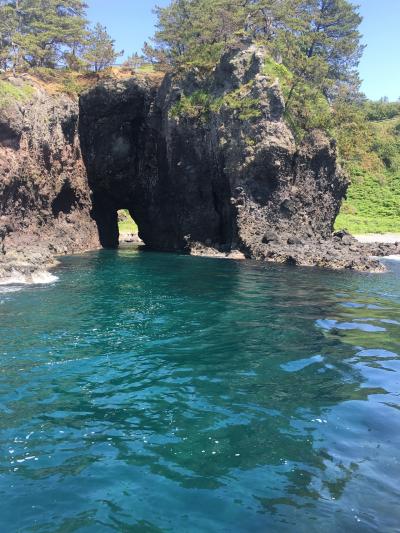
[86,0,400,101]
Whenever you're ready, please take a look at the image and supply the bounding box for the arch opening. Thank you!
[118,209,142,245]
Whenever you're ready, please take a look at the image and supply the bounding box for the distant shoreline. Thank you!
[354,234,400,244]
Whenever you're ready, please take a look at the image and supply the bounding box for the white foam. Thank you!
[383,255,400,261]
[30,271,59,284]
[0,270,59,287]
[0,286,22,294]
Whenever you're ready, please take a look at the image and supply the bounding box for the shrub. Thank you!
[170,84,261,122]
[364,101,400,121]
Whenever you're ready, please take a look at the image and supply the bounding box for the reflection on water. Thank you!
[0,248,400,532]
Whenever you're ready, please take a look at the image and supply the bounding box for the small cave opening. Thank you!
[91,192,143,249]
[117,209,141,244]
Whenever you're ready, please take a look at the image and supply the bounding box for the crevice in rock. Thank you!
[51,181,79,216]
[61,114,78,145]
[0,123,21,149]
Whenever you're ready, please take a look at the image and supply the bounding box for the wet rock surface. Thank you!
[0,242,57,284]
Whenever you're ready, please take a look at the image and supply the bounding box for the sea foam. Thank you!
[0,270,59,288]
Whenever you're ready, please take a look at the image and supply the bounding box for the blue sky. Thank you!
[86,0,399,101]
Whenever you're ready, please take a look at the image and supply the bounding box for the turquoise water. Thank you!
[1,247,400,532]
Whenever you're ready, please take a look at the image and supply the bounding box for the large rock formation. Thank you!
[80,44,393,270]
[1,46,398,280]
[0,77,99,281]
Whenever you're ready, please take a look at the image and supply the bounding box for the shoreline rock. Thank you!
[0,77,100,283]
[1,50,399,278]
[1,230,399,285]
[79,44,349,264]
[0,244,59,284]
[78,43,396,272]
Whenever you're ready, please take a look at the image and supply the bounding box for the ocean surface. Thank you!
[1,247,400,532]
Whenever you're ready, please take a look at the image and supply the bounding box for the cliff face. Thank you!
[158,46,349,261]
[1,47,395,278]
[80,45,358,268]
[0,78,99,280]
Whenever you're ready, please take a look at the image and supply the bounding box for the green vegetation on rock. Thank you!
[149,1,367,144]
[170,83,261,122]
[336,108,400,234]
[118,210,138,235]
[221,86,261,121]
[0,80,35,107]
[170,91,214,121]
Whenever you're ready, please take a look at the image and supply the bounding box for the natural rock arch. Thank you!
[79,44,347,261]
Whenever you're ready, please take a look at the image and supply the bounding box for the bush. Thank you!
[169,91,214,121]
[364,100,400,121]
[170,84,261,122]
[263,57,292,96]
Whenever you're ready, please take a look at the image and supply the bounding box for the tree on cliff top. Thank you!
[144,0,364,92]
[84,23,122,72]
[0,0,88,70]
[145,0,366,156]
[0,1,123,72]
[144,0,246,71]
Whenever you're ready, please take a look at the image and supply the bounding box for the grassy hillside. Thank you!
[0,80,35,108]
[335,107,400,234]
[118,210,138,235]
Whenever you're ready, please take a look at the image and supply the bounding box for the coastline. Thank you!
[1,232,400,288]
[355,234,400,244]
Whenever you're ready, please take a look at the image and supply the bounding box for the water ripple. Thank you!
[0,249,400,531]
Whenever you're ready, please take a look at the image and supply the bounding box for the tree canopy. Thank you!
[144,0,364,92]
[0,0,120,71]
[84,23,122,72]
[144,0,365,142]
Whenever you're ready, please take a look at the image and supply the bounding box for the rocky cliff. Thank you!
[1,46,398,280]
[0,77,99,282]
[80,44,395,270]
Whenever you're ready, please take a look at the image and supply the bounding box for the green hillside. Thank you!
[336,104,400,234]
[118,210,138,235]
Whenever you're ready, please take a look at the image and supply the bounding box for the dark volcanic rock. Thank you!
[1,47,398,277]
[0,77,99,279]
[79,76,163,249]
[81,44,373,269]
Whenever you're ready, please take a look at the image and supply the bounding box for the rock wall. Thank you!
[80,45,363,269]
[1,47,396,277]
[0,78,99,280]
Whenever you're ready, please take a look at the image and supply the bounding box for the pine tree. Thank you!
[0,0,88,70]
[146,0,364,90]
[122,52,145,71]
[144,0,246,70]
[0,2,18,71]
[84,23,122,72]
